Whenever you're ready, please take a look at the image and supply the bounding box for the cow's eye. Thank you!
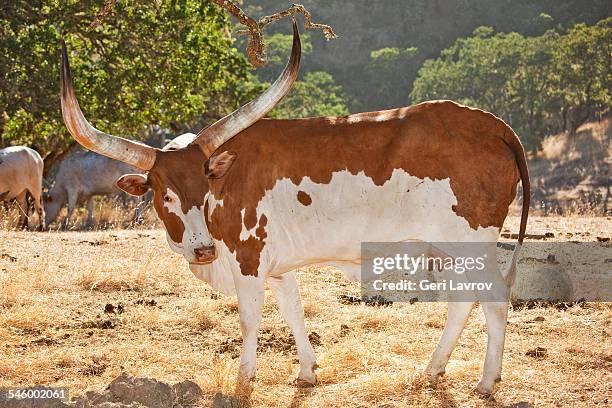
[163,195,172,203]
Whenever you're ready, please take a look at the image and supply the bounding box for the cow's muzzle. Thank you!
[192,245,216,264]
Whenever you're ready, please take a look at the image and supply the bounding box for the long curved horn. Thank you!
[193,19,302,157]
[60,39,157,170]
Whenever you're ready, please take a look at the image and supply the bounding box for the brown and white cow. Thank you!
[0,146,46,230]
[60,21,529,395]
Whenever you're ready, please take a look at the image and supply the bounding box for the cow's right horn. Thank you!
[192,18,302,157]
[60,39,157,171]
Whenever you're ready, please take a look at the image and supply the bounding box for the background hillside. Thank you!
[244,0,609,110]
[525,116,611,215]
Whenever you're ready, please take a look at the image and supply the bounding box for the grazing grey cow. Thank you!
[44,150,141,228]
[0,146,46,230]
[44,135,196,228]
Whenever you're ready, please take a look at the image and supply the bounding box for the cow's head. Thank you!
[43,189,64,226]
[59,21,300,265]
[114,147,237,264]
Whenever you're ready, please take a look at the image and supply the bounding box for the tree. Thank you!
[411,27,524,115]
[365,46,419,110]
[410,18,611,151]
[554,18,611,135]
[507,31,560,148]
[0,0,254,162]
[269,71,349,119]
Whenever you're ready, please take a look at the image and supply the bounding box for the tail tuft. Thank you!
[503,243,522,287]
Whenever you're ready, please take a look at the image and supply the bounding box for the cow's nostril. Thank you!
[194,246,215,260]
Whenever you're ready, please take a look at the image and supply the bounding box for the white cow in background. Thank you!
[161,133,197,151]
[44,150,141,228]
[0,146,45,230]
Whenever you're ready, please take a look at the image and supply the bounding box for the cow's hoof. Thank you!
[234,376,255,397]
[293,377,316,388]
[474,382,494,397]
[424,364,445,380]
[294,364,317,387]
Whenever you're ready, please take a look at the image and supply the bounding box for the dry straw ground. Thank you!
[0,216,610,407]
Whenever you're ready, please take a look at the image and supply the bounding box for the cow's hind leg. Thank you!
[15,191,29,229]
[426,301,475,379]
[268,272,317,386]
[234,274,265,393]
[475,301,508,395]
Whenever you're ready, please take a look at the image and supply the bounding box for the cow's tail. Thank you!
[501,125,530,287]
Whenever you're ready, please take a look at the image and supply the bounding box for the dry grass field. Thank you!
[0,216,610,407]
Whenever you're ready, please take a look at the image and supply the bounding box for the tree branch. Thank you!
[210,0,266,67]
[211,1,337,67]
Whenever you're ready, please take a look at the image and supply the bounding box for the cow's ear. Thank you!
[116,174,150,196]
[204,151,237,179]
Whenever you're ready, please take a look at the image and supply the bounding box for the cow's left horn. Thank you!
[193,18,302,157]
[60,39,157,171]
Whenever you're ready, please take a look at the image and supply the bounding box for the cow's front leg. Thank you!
[475,301,508,395]
[234,273,265,392]
[268,272,317,386]
[63,192,78,229]
[85,197,94,229]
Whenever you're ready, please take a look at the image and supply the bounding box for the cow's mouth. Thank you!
[189,254,217,266]
[189,259,214,266]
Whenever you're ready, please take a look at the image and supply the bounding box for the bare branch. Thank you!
[213,1,337,68]
[211,0,266,67]
[246,4,338,41]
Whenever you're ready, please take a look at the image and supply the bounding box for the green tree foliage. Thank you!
[554,19,612,134]
[411,27,525,114]
[411,18,611,150]
[0,0,253,158]
[241,29,349,119]
[269,71,349,119]
[365,47,419,110]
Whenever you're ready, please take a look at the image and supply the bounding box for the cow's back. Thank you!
[0,146,44,199]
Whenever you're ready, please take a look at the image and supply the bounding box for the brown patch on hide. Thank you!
[297,190,312,206]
